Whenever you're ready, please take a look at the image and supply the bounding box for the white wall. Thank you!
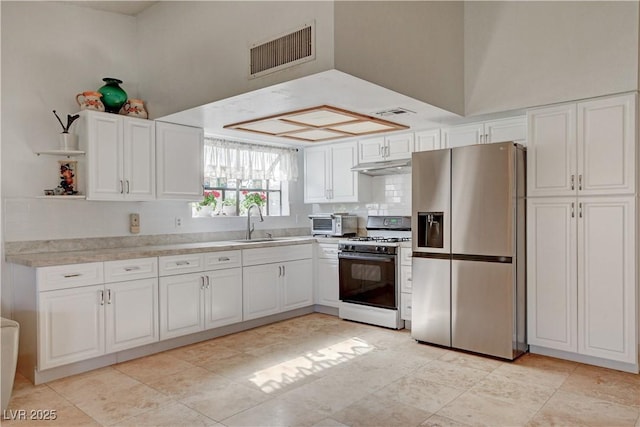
[136,1,335,118]
[464,1,639,116]
[334,1,465,116]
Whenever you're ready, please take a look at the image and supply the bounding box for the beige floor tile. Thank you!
[311,418,350,427]
[560,364,640,408]
[490,354,575,389]
[201,351,284,380]
[421,414,472,427]
[470,372,556,408]
[180,380,270,421]
[374,376,466,413]
[331,394,432,427]
[145,366,232,400]
[165,339,244,365]
[414,359,489,389]
[113,352,197,383]
[222,396,328,427]
[438,351,504,373]
[48,367,139,402]
[1,403,100,426]
[5,384,73,413]
[112,401,220,426]
[528,390,639,427]
[438,391,537,426]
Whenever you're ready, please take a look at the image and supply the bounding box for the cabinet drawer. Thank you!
[401,292,412,321]
[400,247,412,266]
[158,254,204,276]
[317,243,339,259]
[104,257,158,283]
[204,250,241,270]
[243,244,313,266]
[37,262,104,292]
[401,265,412,293]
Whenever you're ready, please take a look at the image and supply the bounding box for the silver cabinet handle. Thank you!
[282,265,286,276]
[124,266,141,272]
[485,133,489,143]
[479,134,484,144]
[407,305,412,309]
[407,277,412,281]
[107,289,112,305]
[206,276,210,289]
[63,273,82,278]
[126,180,130,194]
[200,276,205,289]
[578,174,583,191]
[120,180,124,194]
[99,290,105,306]
[571,202,575,218]
[218,257,230,262]
[176,261,190,266]
[278,266,282,277]
[571,175,575,190]
[579,202,583,218]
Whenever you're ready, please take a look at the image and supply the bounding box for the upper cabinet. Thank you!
[442,116,527,148]
[79,111,156,201]
[304,141,370,204]
[414,129,442,152]
[527,93,636,197]
[156,122,204,200]
[358,133,414,163]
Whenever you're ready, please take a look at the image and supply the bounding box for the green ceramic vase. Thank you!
[97,78,127,113]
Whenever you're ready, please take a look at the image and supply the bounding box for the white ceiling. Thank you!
[61,1,157,16]
[156,70,463,147]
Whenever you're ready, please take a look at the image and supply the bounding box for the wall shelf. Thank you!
[35,150,85,158]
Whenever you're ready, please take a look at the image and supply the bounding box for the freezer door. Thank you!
[451,142,516,256]
[412,149,451,255]
[411,256,451,347]
[451,259,516,359]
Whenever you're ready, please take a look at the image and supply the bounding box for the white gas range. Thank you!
[337,216,411,329]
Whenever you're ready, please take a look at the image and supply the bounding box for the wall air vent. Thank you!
[250,22,315,78]
[374,107,417,117]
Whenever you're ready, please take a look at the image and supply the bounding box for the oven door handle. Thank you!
[338,253,395,262]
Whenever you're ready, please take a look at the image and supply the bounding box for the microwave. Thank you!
[309,214,358,237]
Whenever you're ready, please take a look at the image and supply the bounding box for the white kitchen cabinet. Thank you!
[156,121,204,200]
[159,251,243,339]
[315,243,339,308]
[527,196,637,365]
[80,110,155,201]
[413,129,441,152]
[304,141,370,203]
[442,116,526,148]
[399,247,413,321]
[243,244,313,321]
[527,93,636,197]
[358,133,414,162]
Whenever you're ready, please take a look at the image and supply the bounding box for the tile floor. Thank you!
[3,313,640,426]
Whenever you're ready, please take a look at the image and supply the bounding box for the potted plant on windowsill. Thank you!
[196,190,219,217]
[221,197,237,216]
[240,191,266,215]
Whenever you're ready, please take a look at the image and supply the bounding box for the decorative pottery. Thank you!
[97,78,127,113]
[197,206,213,217]
[119,98,148,119]
[75,91,105,112]
[222,205,237,216]
[59,133,78,150]
[58,160,78,195]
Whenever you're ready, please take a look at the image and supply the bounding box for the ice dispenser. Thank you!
[418,212,444,248]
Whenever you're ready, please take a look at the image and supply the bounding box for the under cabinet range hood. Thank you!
[351,159,412,176]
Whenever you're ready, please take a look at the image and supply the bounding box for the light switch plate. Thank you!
[130,213,140,234]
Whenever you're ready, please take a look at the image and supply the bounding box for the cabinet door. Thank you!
[243,264,280,320]
[577,94,636,196]
[330,141,360,202]
[38,285,105,370]
[414,129,441,152]
[282,259,314,311]
[123,118,155,201]
[156,122,204,200]
[442,123,484,148]
[578,197,636,363]
[358,137,385,163]
[385,133,414,160]
[527,104,577,197]
[316,258,339,307]
[86,113,124,200]
[303,147,330,203]
[527,198,578,352]
[105,278,158,353]
[204,268,243,329]
[485,116,527,144]
[159,273,204,339]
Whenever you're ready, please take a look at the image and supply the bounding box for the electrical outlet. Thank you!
[130,213,140,234]
[175,217,183,228]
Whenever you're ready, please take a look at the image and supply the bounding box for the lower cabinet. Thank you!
[400,247,412,321]
[243,244,314,321]
[315,243,339,308]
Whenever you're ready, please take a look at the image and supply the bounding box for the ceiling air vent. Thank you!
[250,22,315,78]
[374,107,417,117]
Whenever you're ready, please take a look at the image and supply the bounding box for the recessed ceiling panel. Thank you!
[282,129,347,141]
[329,121,396,134]
[284,108,358,127]
[237,120,307,135]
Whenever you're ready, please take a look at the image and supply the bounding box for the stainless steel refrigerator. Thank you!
[411,142,527,360]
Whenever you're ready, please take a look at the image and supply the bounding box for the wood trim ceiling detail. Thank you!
[224,105,409,142]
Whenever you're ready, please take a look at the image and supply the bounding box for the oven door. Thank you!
[338,252,397,309]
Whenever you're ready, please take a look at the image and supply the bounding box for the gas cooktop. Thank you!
[346,236,411,243]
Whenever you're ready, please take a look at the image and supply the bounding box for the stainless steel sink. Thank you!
[230,238,282,243]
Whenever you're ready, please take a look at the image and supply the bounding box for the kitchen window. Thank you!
[193,137,298,217]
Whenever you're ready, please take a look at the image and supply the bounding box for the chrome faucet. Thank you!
[246,204,264,240]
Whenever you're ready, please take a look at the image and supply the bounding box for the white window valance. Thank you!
[204,137,299,182]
